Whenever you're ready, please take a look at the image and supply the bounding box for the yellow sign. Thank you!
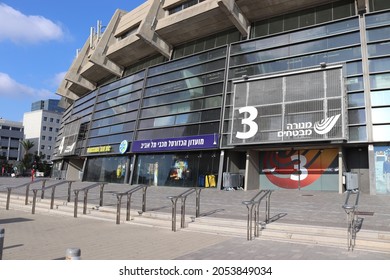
[87,146,112,153]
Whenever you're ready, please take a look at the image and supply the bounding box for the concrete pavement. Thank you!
[1,177,390,260]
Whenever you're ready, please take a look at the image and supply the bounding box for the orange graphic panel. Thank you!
[262,149,338,189]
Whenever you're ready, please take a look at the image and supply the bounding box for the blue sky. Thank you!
[0,0,146,122]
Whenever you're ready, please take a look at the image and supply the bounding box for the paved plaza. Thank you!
[1,177,390,260]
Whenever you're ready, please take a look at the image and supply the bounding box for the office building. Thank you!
[0,118,23,162]
[53,0,390,195]
[23,99,64,163]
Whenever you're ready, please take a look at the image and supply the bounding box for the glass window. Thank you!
[333,0,354,19]
[373,124,390,141]
[84,156,128,183]
[43,117,47,121]
[154,116,175,127]
[252,21,269,38]
[346,61,363,75]
[369,0,390,12]
[371,90,390,106]
[346,76,364,91]
[300,9,315,27]
[370,73,390,89]
[348,109,366,124]
[368,41,390,57]
[367,26,390,42]
[369,57,390,72]
[132,151,219,188]
[146,59,225,87]
[349,126,367,141]
[284,12,299,31]
[348,92,365,107]
[316,4,332,23]
[269,16,284,34]
[372,107,390,123]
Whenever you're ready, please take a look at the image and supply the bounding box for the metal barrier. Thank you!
[342,189,360,251]
[5,179,46,210]
[242,190,273,241]
[167,187,202,232]
[115,184,149,224]
[73,183,105,218]
[31,181,73,214]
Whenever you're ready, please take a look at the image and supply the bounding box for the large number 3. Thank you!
[290,155,308,181]
[236,106,258,139]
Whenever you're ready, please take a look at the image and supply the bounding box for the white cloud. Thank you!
[0,3,65,44]
[0,72,54,99]
[52,71,67,87]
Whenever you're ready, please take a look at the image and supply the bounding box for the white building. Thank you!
[23,100,64,163]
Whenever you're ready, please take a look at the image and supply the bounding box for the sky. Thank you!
[0,0,146,122]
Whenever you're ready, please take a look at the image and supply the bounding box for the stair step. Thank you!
[2,193,390,253]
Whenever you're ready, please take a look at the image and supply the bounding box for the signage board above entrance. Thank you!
[229,66,348,145]
[132,134,218,153]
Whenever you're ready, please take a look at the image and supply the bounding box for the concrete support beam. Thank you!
[137,0,172,58]
[89,10,126,77]
[218,0,250,37]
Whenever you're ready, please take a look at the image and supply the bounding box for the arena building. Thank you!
[53,0,390,195]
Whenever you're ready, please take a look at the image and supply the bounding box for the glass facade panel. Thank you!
[146,59,225,87]
[368,41,390,56]
[143,83,223,107]
[346,76,364,91]
[371,90,390,106]
[348,109,366,124]
[346,61,363,75]
[369,0,390,13]
[84,156,128,183]
[348,92,365,107]
[370,73,390,89]
[372,107,390,123]
[159,47,227,74]
[367,26,390,42]
[250,1,356,39]
[349,126,367,141]
[132,151,219,188]
[373,125,390,141]
[369,57,390,72]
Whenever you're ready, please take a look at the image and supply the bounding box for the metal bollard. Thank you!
[65,248,81,260]
[0,228,5,260]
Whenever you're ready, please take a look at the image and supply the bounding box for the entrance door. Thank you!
[260,149,339,191]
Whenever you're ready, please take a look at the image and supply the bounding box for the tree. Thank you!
[20,140,35,173]
[20,139,35,156]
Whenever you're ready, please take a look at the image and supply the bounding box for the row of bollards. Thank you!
[0,229,80,260]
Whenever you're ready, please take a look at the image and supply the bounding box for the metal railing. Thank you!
[242,189,273,240]
[342,189,360,251]
[5,179,46,210]
[73,183,105,218]
[115,184,149,224]
[31,181,73,214]
[167,187,202,232]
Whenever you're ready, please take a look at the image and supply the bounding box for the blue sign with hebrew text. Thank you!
[132,134,218,153]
